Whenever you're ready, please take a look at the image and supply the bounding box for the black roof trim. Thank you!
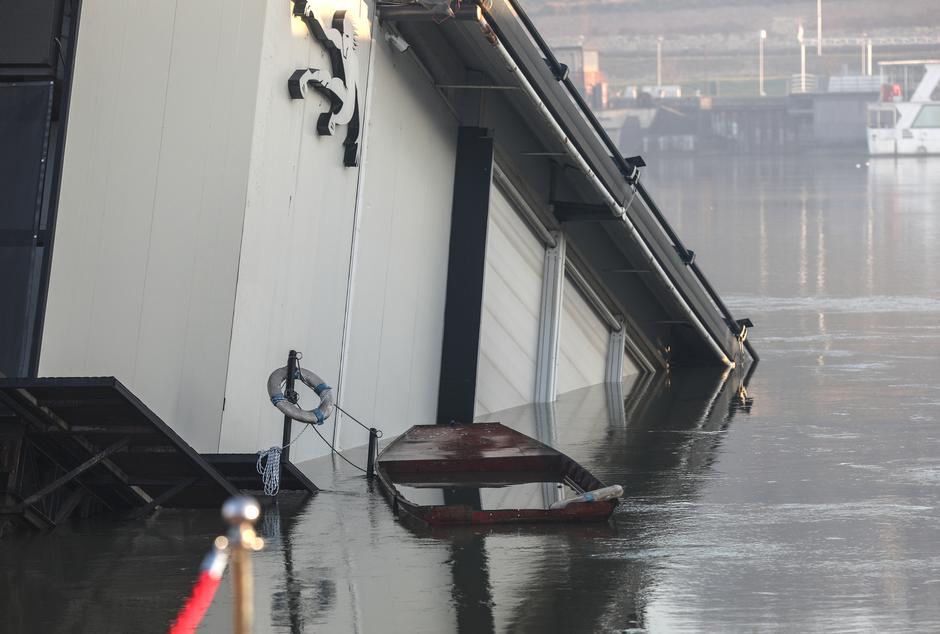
[479,0,635,203]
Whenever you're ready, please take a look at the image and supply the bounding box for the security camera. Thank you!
[385,30,409,53]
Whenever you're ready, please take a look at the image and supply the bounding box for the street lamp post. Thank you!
[759,30,767,96]
[860,35,867,75]
[817,0,823,56]
[656,36,664,88]
[798,24,806,93]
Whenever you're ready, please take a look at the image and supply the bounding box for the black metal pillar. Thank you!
[366,428,378,480]
[281,350,299,465]
[435,127,494,425]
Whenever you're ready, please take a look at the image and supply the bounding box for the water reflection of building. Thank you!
[436,367,753,633]
[0,365,753,633]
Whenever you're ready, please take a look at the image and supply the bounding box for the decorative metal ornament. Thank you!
[288,1,361,167]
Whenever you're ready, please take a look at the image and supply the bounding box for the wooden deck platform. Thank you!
[0,377,315,534]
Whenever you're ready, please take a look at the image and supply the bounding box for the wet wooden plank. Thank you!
[376,423,618,526]
[378,423,563,477]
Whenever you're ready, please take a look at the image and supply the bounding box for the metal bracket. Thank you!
[674,245,696,265]
[546,59,569,81]
[733,318,754,342]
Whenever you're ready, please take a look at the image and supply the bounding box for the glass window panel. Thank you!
[912,105,940,128]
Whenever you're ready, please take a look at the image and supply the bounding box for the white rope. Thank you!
[256,447,282,496]
[256,421,311,496]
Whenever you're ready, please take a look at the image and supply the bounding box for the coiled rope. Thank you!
[255,424,310,497]
[256,447,282,497]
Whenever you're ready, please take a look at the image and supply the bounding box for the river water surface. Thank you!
[2,155,939,633]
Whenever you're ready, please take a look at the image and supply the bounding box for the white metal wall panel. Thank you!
[475,184,545,415]
[335,29,457,452]
[557,277,610,395]
[218,1,374,460]
[39,0,266,451]
[624,350,639,379]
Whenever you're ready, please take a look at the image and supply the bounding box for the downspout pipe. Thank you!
[475,12,734,368]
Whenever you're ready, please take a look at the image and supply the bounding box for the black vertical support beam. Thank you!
[366,428,377,480]
[436,127,494,425]
[281,350,299,468]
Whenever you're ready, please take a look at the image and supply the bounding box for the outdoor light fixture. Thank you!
[385,29,409,53]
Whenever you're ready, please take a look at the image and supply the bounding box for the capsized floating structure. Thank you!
[376,423,622,526]
[0,377,316,533]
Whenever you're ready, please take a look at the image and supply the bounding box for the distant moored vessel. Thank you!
[868,60,940,156]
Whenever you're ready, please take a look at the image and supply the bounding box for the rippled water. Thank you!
[2,155,939,633]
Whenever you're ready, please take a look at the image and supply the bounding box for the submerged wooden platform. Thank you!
[376,423,618,526]
[0,377,315,534]
[204,453,317,498]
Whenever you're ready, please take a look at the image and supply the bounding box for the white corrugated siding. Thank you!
[39,1,267,451]
[556,277,610,395]
[624,351,639,379]
[474,184,545,415]
[333,31,457,452]
[220,5,457,462]
[37,0,640,464]
[217,1,374,458]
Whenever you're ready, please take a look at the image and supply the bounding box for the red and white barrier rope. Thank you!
[168,539,229,634]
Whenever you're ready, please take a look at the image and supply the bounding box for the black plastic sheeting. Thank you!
[0,0,63,70]
[0,82,54,377]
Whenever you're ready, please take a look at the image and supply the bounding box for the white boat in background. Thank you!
[868,60,940,156]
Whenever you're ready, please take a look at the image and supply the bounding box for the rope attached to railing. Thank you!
[263,355,385,491]
[260,402,383,491]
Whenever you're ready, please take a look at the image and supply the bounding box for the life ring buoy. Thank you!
[267,366,335,425]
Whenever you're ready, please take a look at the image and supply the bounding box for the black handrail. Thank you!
[501,0,637,182]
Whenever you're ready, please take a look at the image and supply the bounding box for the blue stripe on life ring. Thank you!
[314,383,330,395]
[313,409,325,424]
[271,392,286,405]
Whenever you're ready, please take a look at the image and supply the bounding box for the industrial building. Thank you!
[0,0,753,526]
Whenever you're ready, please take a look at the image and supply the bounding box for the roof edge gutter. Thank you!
[474,9,734,368]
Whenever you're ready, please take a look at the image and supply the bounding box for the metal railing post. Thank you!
[281,350,298,469]
[366,428,378,479]
[222,496,263,634]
